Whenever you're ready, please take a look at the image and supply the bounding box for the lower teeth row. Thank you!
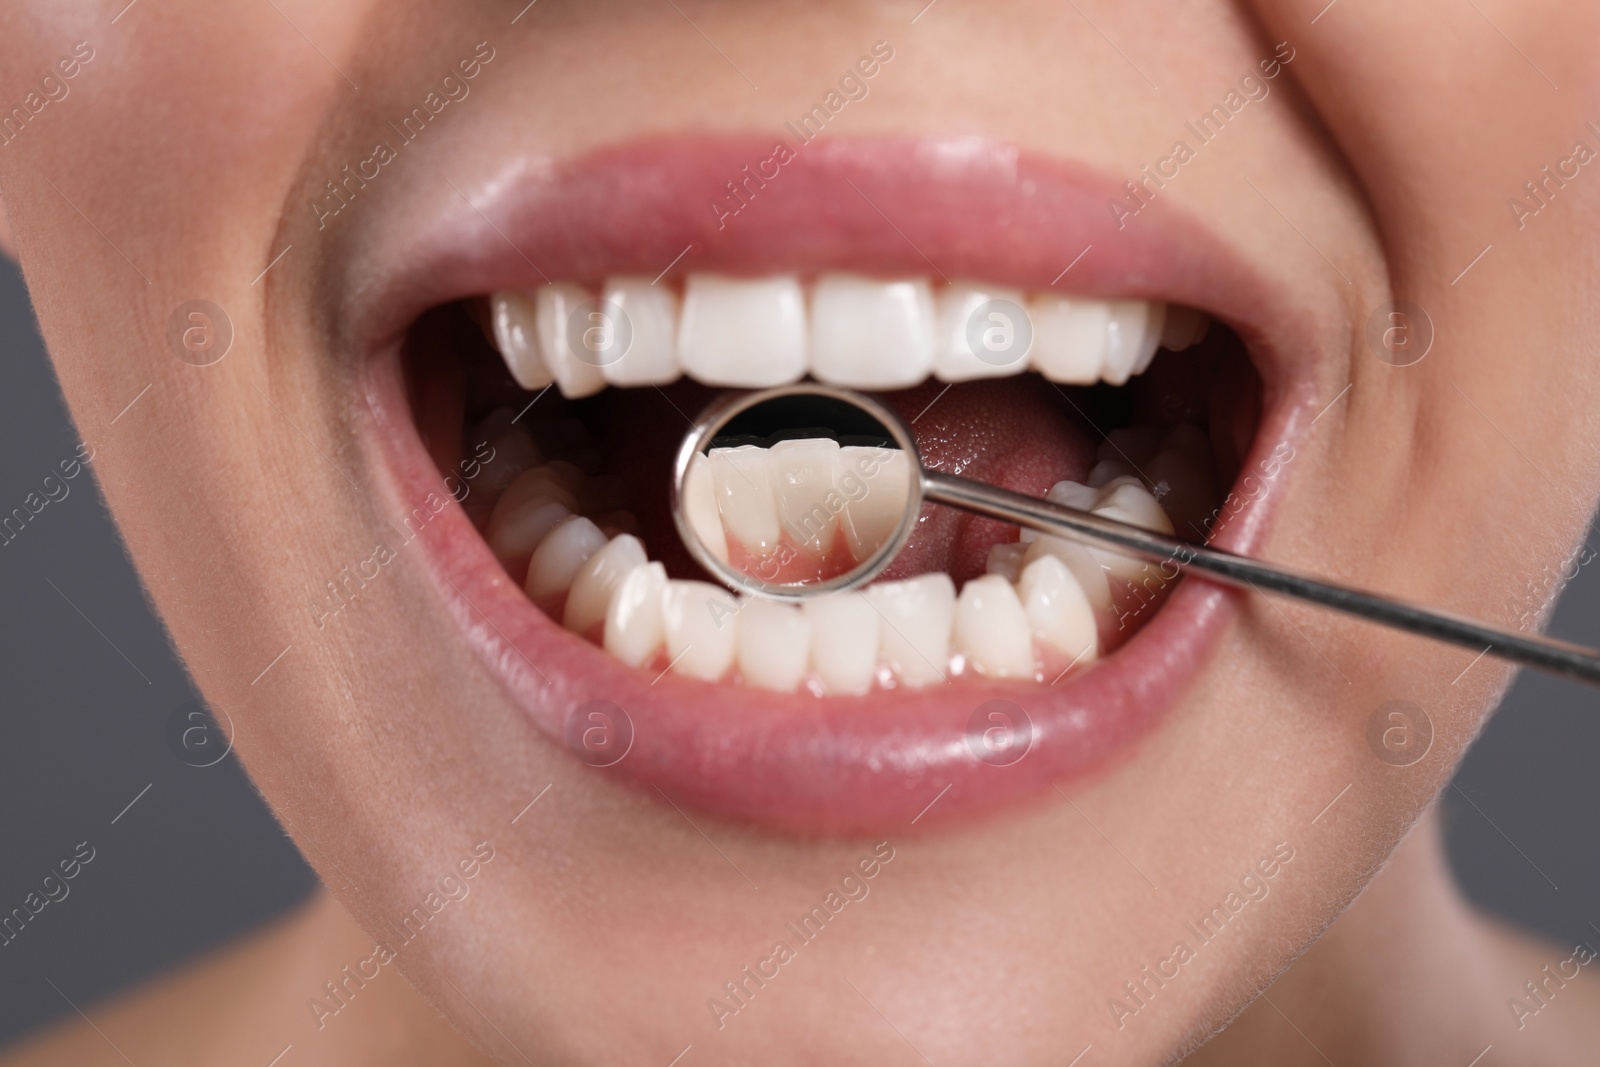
[468,412,1217,695]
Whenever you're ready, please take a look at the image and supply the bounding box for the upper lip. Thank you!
[339,134,1324,834]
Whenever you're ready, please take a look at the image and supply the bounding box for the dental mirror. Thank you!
[671,385,922,600]
[674,385,1600,687]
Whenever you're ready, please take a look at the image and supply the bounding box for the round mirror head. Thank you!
[672,385,923,601]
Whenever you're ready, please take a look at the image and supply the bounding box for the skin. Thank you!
[3,0,1599,1063]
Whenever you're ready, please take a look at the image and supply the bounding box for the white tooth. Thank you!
[1022,536,1113,614]
[769,438,841,556]
[1087,459,1140,488]
[1094,480,1173,533]
[534,283,608,399]
[661,580,740,681]
[1129,303,1167,376]
[682,451,729,564]
[487,499,571,560]
[468,407,518,449]
[493,465,582,520]
[604,562,668,667]
[490,291,556,390]
[737,599,812,693]
[525,515,607,601]
[1101,300,1155,386]
[592,510,642,539]
[601,276,681,386]
[1088,480,1174,581]
[802,592,881,696]
[1018,555,1099,666]
[933,282,1032,382]
[1020,479,1098,543]
[866,574,955,688]
[809,274,936,389]
[954,575,1035,679]
[1029,294,1110,384]
[985,541,1028,583]
[1098,427,1165,466]
[477,429,544,493]
[1160,306,1210,350]
[563,534,648,636]
[709,445,781,557]
[678,274,807,387]
[837,447,912,561]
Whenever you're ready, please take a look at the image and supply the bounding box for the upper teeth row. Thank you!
[486,275,1209,398]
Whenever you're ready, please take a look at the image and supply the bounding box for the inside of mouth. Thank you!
[401,276,1260,697]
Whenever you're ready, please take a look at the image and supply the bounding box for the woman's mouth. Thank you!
[344,136,1317,834]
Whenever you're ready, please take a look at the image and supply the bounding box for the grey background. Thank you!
[0,254,1596,1045]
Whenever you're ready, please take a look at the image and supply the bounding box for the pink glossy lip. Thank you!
[347,136,1316,834]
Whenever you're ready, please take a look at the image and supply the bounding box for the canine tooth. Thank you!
[1160,306,1210,350]
[1029,294,1109,384]
[534,284,609,399]
[809,275,936,389]
[1098,427,1164,466]
[1129,303,1167,376]
[604,562,668,667]
[866,574,955,688]
[986,541,1028,583]
[709,445,781,557]
[1019,555,1098,665]
[678,274,807,387]
[954,575,1035,678]
[837,447,912,560]
[490,291,556,390]
[770,438,841,555]
[476,429,544,493]
[563,534,648,636]
[526,515,608,600]
[1101,300,1155,385]
[487,499,571,560]
[662,580,740,681]
[601,276,681,386]
[737,599,812,693]
[803,592,881,696]
[682,452,729,564]
[1022,536,1113,614]
[933,283,1032,381]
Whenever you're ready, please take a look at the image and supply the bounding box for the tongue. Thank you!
[875,378,1096,585]
[596,376,1096,588]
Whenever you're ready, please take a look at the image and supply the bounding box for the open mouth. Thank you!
[348,137,1311,834]
[417,281,1233,693]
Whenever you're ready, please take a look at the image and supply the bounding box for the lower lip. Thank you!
[362,356,1250,835]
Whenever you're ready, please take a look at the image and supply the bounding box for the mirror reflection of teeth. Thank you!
[476,404,1203,693]
[486,273,1209,398]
